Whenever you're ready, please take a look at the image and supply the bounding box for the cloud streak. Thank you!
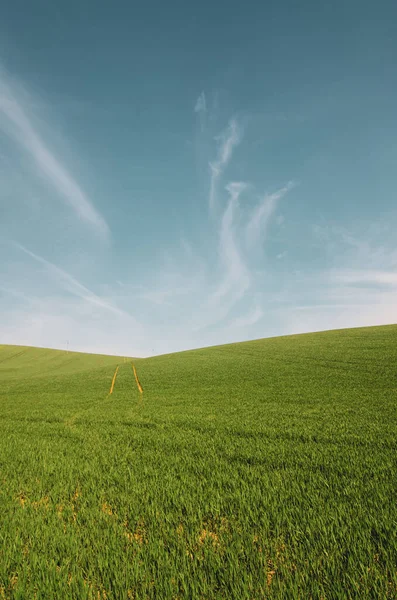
[213,182,250,302]
[193,182,251,332]
[194,91,207,133]
[209,118,241,212]
[14,242,137,322]
[0,71,109,238]
[191,109,294,334]
[329,269,397,286]
[194,91,206,114]
[246,181,295,247]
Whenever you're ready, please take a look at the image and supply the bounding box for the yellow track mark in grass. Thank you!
[132,363,143,394]
[109,366,119,394]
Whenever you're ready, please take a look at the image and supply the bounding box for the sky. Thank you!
[1,0,397,357]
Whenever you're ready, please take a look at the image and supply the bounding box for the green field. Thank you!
[1,325,397,599]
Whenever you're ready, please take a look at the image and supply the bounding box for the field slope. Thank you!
[1,325,397,599]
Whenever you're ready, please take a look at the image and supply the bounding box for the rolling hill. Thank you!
[1,325,396,598]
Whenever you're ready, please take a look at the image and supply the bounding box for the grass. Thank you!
[0,325,396,599]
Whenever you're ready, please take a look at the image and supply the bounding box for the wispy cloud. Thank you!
[209,118,241,212]
[213,182,250,301]
[277,224,397,336]
[14,242,137,322]
[329,269,397,286]
[192,182,251,331]
[0,70,109,238]
[194,91,206,114]
[191,109,293,333]
[194,91,207,133]
[0,284,37,305]
[246,181,295,247]
[292,303,380,312]
[136,286,197,306]
[231,306,264,328]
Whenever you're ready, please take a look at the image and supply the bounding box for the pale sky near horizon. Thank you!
[1,1,397,356]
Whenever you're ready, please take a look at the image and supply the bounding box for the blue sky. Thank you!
[1,0,396,356]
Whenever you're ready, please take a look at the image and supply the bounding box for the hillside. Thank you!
[0,325,396,598]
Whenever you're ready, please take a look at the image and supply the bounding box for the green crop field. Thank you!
[1,325,397,599]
